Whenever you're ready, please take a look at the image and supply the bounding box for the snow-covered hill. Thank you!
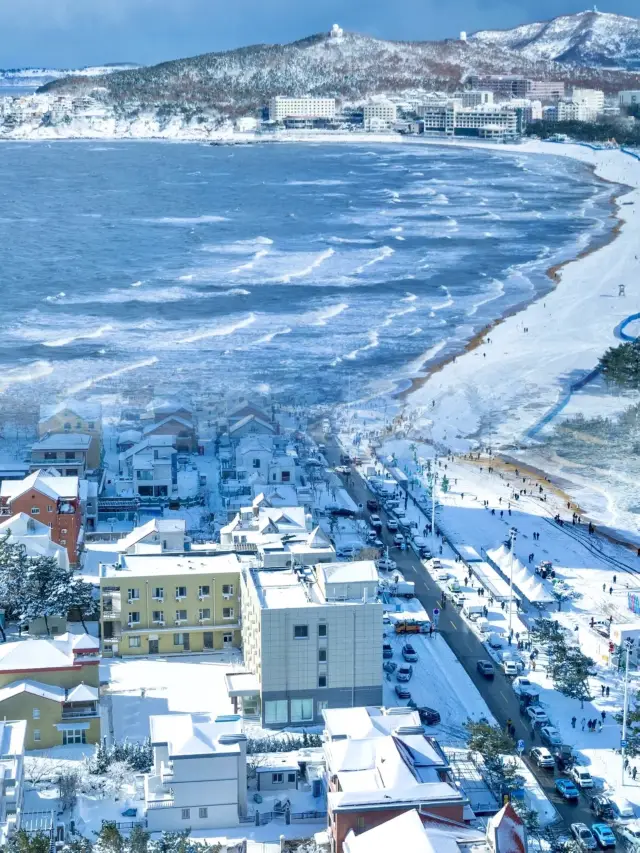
[470,10,640,69]
[0,64,140,88]
[40,29,639,113]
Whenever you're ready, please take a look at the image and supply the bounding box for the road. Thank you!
[323,434,596,835]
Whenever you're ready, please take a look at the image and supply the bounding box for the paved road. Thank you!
[322,435,597,834]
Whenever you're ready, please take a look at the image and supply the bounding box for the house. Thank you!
[228,415,276,441]
[228,402,271,426]
[0,719,27,846]
[147,400,195,425]
[322,707,468,853]
[0,472,82,565]
[30,433,92,478]
[0,513,69,570]
[116,430,143,454]
[38,400,102,469]
[0,633,100,750]
[99,552,242,656]
[118,436,177,498]
[229,563,382,727]
[220,504,308,550]
[117,518,188,554]
[144,712,247,832]
[256,525,335,569]
[342,809,489,853]
[143,416,197,453]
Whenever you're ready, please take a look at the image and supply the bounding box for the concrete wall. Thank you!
[112,626,241,657]
[0,663,99,691]
[146,802,239,833]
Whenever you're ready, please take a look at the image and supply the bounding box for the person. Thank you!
[597,721,603,733]
[613,574,617,584]
[633,766,638,781]
[506,718,513,732]
[609,586,613,595]
[571,716,576,728]
[601,710,606,722]
[531,659,536,671]
[602,583,606,593]
[581,718,586,731]
[625,758,630,772]
[606,686,610,697]
[601,684,605,696]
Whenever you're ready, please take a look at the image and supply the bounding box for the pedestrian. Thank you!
[602,583,606,593]
[597,721,603,733]
[614,574,617,584]
[581,718,586,731]
[571,716,576,728]
[531,659,536,671]
[506,718,512,732]
[609,586,613,595]
[634,766,638,782]
[601,710,606,722]
[601,684,605,696]
[625,758,630,772]
[606,686,610,697]
[587,719,593,732]
[429,624,434,637]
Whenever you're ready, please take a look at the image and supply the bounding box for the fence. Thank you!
[241,809,327,827]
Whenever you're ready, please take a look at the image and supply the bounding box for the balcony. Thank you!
[145,773,175,809]
[62,703,99,719]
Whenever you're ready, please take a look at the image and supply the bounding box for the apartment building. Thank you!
[232,561,382,727]
[144,712,247,831]
[363,100,397,130]
[38,400,102,469]
[0,471,82,565]
[30,433,92,478]
[0,720,26,846]
[554,100,598,122]
[453,90,494,108]
[268,96,336,122]
[117,435,177,498]
[99,552,242,656]
[571,86,605,112]
[528,80,565,100]
[422,103,520,138]
[323,707,468,853]
[0,633,100,750]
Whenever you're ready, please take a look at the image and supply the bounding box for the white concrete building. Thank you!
[423,103,519,137]
[363,100,397,130]
[454,90,494,108]
[230,561,382,727]
[571,86,605,112]
[0,513,69,570]
[268,96,336,122]
[555,100,598,122]
[117,435,177,498]
[117,518,188,554]
[0,720,26,846]
[145,713,247,832]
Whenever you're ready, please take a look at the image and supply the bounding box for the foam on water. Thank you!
[305,302,350,326]
[343,330,380,361]
[202,236,273,254]
[231,249,271,274]
[252,327,293,345]
[276,248,335,284]
[67,357,159,395]
[0,360,53,391]
[431,286,454,312]
[179,313,256,344]
[141,215,228,225]
[353,246,395,275]
[43,324,114,347]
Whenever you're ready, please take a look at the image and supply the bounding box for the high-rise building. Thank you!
[268,96,336,122]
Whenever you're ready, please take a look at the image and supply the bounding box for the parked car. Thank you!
[376,558,397,572]
[335,466,351,475]
[402,644,419,662]
[530,747,555,769]
[526,706,549,726]
[540,726,563,748]
[396,665,413,682]
[590,823,616,849]
[436,570,451,581]
[369,514,382,527]
[393,533,405,547]
[570,766,594,789]
[590,795,614,821]
[570,823,597,851]
[476,660,495,679]
[555,778,580,801]
[383,660,397,673]
[337,545,358,558]
[610,795,635,822]
[503,660,519,677]
[418,706,441,726]
[395,685,411,700]
[330,507,356,518]
[448,579,461,593]
[619,819,640,846]
[367,529,379,542]
[366,499,379,511]
[387,518,399,532]
[512,677,539,697]
[382,643,393,659]
[431,558,442,570]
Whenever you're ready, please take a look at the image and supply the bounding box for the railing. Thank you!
[62,707,99,719]
[145,798,175,810]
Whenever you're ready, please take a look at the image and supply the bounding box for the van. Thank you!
[463,603,485,621]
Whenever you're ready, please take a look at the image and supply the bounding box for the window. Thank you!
[60,539,67,546]
[356,817,365,832]
[65,452,76,461]
[272,773,284,784]
[222,607,234,619]
[44,452,57,461]
[129,636,141,648]
[198,808,208,819]
[318,674,327,688]
[264,700,288,725]
[152,587,164,600]
[198,585,210,598]
[199,608,211,621]
[318,649,327,663]
[47,505,53,513]
[317,699,329,715]
[127,588,140,601]
[181,809,190,821]
[88,422,95,430]
[294,625,308,639]
[65,469,76,476]
[128,612,140,625]
[62,729,86,745]
[32,709,40,720]
[63,422,71,430]
[174,633,185,645]
[175,586,187,599]
[282,470,291,483]
[252,458,261,469]
[175,609,187,622]
[152,611,164,623]
[33,730,41,742]
[290,698,314,722]
[222,584,234,596]
[318,624,327,638]
[288,773,297,784]
[31,507,40,515]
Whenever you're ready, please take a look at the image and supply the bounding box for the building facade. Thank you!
[422,103,519,137]
[99,552,242,656]
[30,433,92,478]
[363,100,397,130]
[620,90,640,107]
[38,400,102,469]
[268,96,336,122]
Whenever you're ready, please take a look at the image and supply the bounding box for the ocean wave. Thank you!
[68,357,159,395]
[305,302,349,326]
[45,292,66,303]
[344,330,380,361]
[431,286,454,312]
[408,327,423,336]
[326,236,376,246]
[402,293,417,303]
[353,246,394,275]
[201,236,273,254]
[251,327,293,345]
[0,360,53,391]
[131,280,144,287]
[141,215,228,225]
[276,248,335,284]
[287,179,350,186]
[231,249,270,273]
[43,324,114,348]
[180,313,256,344]
[466,278,505,317]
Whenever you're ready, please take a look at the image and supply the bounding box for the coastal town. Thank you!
[0,386,638,852]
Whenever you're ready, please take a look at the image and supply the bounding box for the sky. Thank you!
[1,0,638,69]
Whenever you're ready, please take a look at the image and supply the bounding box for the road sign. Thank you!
[621,739,628,748]
[432,608,440,627]
[516,739,525,754]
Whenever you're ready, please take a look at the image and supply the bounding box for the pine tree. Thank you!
[551,647,595,708]
[15,554,94,635]
[95,823,124,853]
[128,826,150,853]
[7,832,52,853]
[440,475,450,493]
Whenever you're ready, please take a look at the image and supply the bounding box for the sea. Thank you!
[0,141,615,409]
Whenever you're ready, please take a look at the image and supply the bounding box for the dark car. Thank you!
[418,707,441,726]
[477,660,495,678]
[590,795,614,820]
[395,685,411,700]
[367,499,379,511]
[383,643,393,659]
[330,507,356,518]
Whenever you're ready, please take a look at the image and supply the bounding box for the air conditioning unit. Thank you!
[127,599,138,605]
[127,622,139,629]
[223,594,233,600]
[175,619,186,626]
[198,595,207,601]
[153,620,165,626]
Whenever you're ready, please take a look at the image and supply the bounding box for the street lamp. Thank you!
[621,637,635,786]
[508,527,517,636]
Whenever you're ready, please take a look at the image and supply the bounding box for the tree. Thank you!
[440,475,450,493]
[128,826,150,853]
[6,832,52,853]
[15,555,95,636]
[58,768,80,811]
[62,837,94,853]
[600,340,640,390]
[94,823,124,853]
[551,647,595,708]
[465,720,515,757]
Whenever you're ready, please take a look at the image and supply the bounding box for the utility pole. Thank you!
[508,527,517,636]
[430,470,438,553]
[621,637,634,786]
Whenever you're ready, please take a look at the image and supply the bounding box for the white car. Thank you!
[386,518,399,532]
[610,795,636,821]
[569,766,593,789]
[337,545,358,559]
[619,819,640,844]
[512,677,537,695]
[376,558,397,572]
[526,706,549,725]
[503,660,519,677]
[335,465,350,475]
[393,533,405,547]
[570,823,596,851]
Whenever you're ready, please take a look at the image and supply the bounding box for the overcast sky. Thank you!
[1,0,637,69]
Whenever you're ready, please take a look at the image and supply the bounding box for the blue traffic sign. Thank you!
[433,608,440,617]
[516,739,525,754]
[621,739,628,748]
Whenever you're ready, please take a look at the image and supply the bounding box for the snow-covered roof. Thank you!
[32,433,92,451]
[0,680,65,704]
[143,415,194,434]
[1,471,78,502]
[39,399,102,422]
[317,560,378,585]
[66,683,99,703]
[0,719,26,759]
[117,518,186,551]
[102,552,241,579]
[0,513,50,537]
[0,633,98,673]
[323,707,421,740]
[229,414,275,435]
[148,399,193,415]
[343,810,487,853]
[117,430,143,445]
[149,712,243,758]
[328,781,462,810]
[119,435,176,460]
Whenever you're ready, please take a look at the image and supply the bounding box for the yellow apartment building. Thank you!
[38,400,103,469]
[100,552,242,656]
